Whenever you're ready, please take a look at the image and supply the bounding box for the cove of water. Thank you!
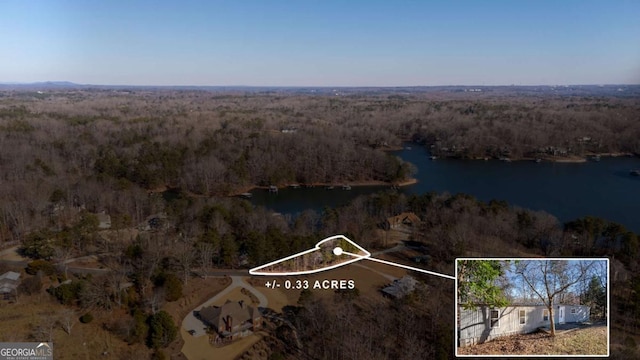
[250,145,640,232]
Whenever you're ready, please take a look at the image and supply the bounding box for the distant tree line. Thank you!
[2,90,639,242]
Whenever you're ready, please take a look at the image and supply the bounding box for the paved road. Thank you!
[1,245,252,276]
[181,276,268,337]
[0,245,18,257]
[0,245,111,275]
[198,269,251,277]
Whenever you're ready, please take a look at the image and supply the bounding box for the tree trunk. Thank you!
[549,305,556,336]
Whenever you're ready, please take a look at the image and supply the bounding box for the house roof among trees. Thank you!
[95,212,111,229]
[0,271,20,281]
[199,300,260,330]
[382,276,417,298]
[386,212,421,226]
[0,271,20,293]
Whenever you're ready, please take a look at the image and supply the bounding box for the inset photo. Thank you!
[456,258,609,357]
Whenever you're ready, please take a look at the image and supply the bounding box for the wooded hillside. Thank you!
[1,89,639,359]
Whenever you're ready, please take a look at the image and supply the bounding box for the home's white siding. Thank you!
[458,305,589,347]
[564,305,590,323]
[459,306,545,346]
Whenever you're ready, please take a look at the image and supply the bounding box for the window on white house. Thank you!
[571,308,577,314]
[519,310,526,325]
[543,309,549,321]
[490,309,500,328]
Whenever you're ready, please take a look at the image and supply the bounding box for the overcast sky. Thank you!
[1,0,639,86]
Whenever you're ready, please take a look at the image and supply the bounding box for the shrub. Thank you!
[153,272,183,302]
[18,274,43,295]
[269,353,285,360]
[20,231,54,259]
[79,313,94,324]
[163,274,183,302]
[151,350,167,360]
[127,309,149,345]
[26,260,56,276]
[48,281,84,305]
[147,311,177,349]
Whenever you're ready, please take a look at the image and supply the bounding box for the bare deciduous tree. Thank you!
[31,313,57,343]
[60,308,76,335]
[197,242,213,272]
[515,260,594,336]
[176,237,196,284]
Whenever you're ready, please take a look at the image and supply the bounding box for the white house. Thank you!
[0,271,21,300]
[96,211,111,229]
[381,276,417,299]
[458,304,590,347]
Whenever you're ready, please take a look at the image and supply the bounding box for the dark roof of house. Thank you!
[386,212,421,225]
[199,300,261,330]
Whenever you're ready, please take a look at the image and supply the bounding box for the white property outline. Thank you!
[248,235,371,275]
[249,234,455,280]
[343,250,456,280]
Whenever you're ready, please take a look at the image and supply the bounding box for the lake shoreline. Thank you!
[247,143,640,233]
[229,177,418,197]
[438,153,636,163]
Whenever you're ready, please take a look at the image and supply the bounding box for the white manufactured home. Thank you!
[458,304,590,347]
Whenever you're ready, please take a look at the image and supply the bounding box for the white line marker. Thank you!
[249,235,370,276]
[342,251,456,280]
[249,234,455,280]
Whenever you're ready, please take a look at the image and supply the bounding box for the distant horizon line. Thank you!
[1,81,639,88]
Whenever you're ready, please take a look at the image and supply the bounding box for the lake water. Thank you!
[250,145,640,232]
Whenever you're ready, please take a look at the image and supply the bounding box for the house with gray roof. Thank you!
[381,276,417,299]
[197,300,262,341]
[0,271,20,300]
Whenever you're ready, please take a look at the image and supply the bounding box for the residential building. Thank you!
[458,304,590,347]
[381,276,417,299]
[0,271,20,300]
[384,212,421,230]
[197,300,262,341]
[96,211,111,229]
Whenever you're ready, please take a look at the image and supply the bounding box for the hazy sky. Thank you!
[2,0,639,86]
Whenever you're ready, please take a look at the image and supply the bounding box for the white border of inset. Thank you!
[248,235,371,276]
[454,257,610,358]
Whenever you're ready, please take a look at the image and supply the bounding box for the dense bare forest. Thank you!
[1,88,639,359]
[1,89,639,240]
